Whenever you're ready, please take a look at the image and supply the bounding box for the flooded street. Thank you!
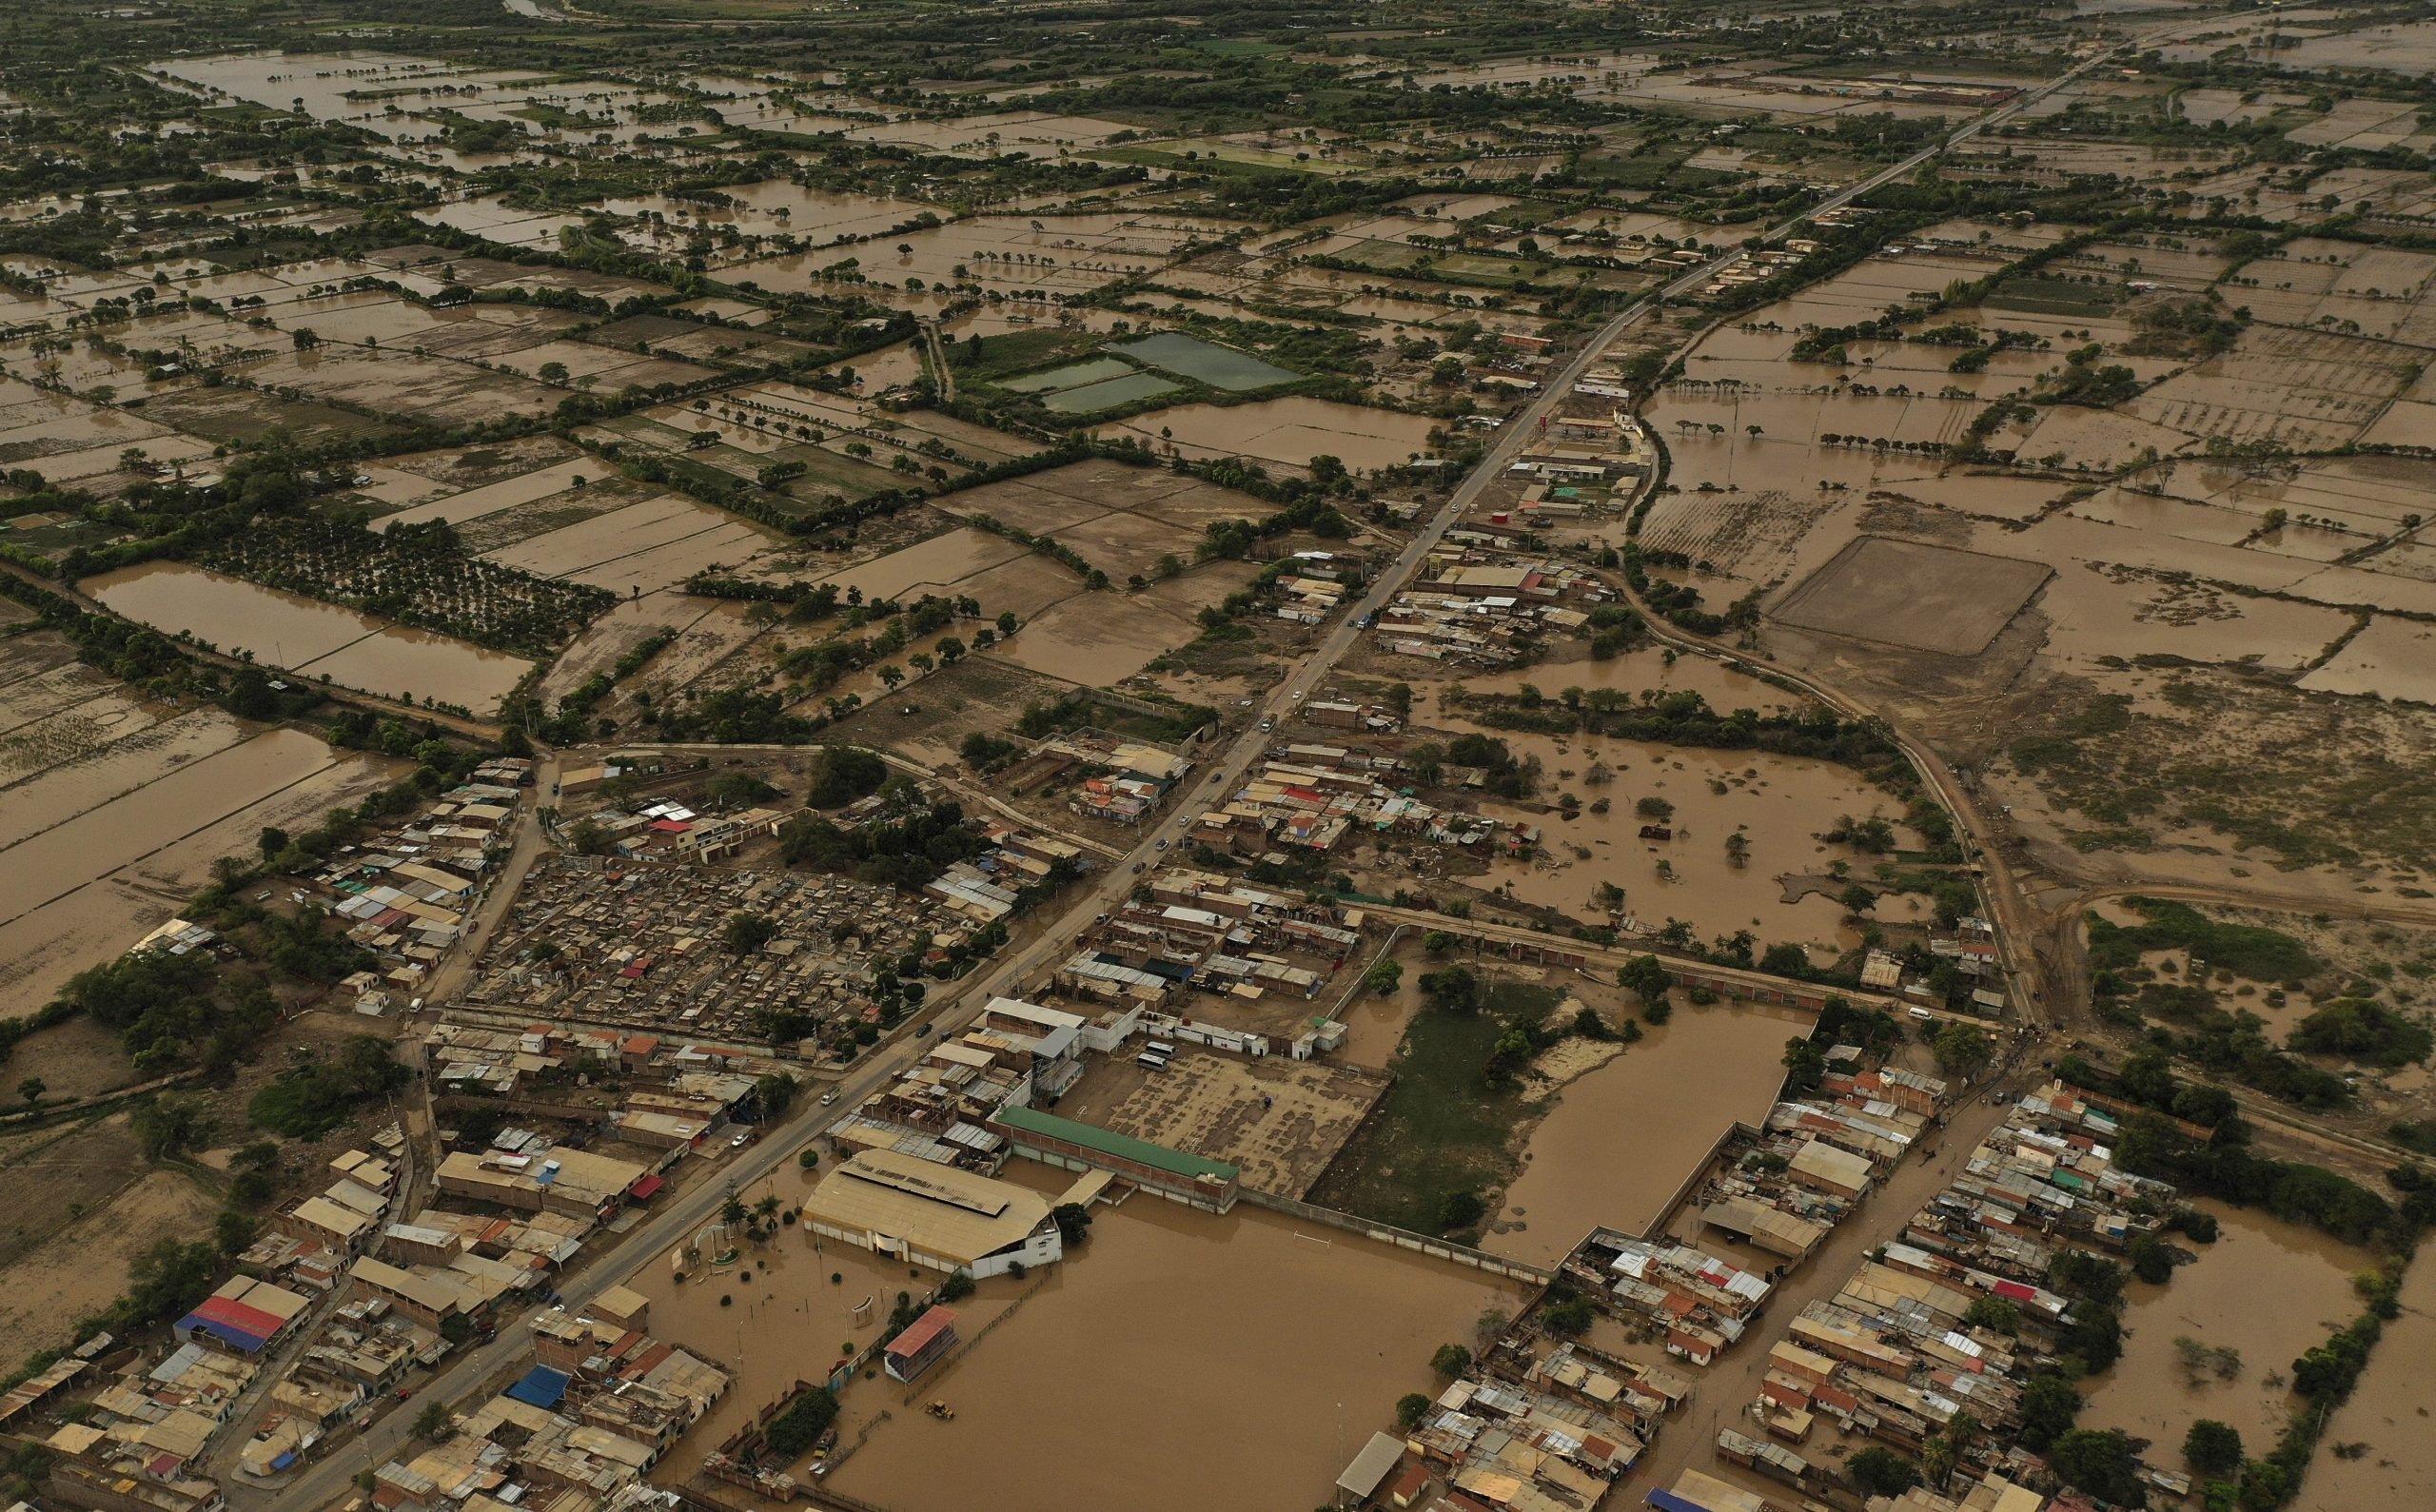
[2084,1200,2366,1454]
[1487,999,1810,1263]
[84,561,532,710]
[822,1167,1524,1512]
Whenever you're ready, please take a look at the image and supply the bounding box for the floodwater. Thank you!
[0,728,398,1017]
[0,728,340,924]
[1117,397,1437,473]
[1467,727,1914,950]
[2083,1200,2365,1454]
[826,1168,1526,1512]
[635,1167,1027,1485]
[1487,998,1812,1263]
[2301,1251,2436,1509]
[84,561,531,710]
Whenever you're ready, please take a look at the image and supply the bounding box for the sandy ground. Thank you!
[0,1144,217,1366]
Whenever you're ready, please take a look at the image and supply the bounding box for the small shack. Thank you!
[882,1306,960,1384]
[1336,1430,1405,1507]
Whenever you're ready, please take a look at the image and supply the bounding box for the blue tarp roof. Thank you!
[504,1366,569,1409]
[1646,1491,1716,1512]
[176,1314,271,1353]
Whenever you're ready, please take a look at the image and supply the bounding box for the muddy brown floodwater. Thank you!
[2301,1250,2436,1510]
[1486,999,1812,1264]
[1463,727,1915,952]
[2083,1199,2366,1456]
[813,1165,1524,1512]
[83,561,532,711]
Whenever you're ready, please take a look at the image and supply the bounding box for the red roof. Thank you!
[191,1295,285,1340]
[886,1306,959,1360]
[623,1035,659,1054]
[629,1173,666,1200]
[1993,1279,2037,1303]
[648,819,691,834]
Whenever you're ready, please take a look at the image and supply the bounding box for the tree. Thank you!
[996,611,1017,636]
[1396,1392,1433,1431]
[1430,1343,1473,1380]
[1420,966,1480,1013]
[724,913,779,955]
[720,1188,748,1227]
[2048,1428,2147,1505]
[936,636,966,664]
[2017,1373,2081,1451]
[1838,883,1876,917]
[1934,1022,1995,1079]
[1051,1202,1093,1245]
[412,1401,455,1443]
[537,361,569,384]
[131,1091,208,1159]
[2184,1419,2243,1478]
[1924,1411,1978,1491]
[1781,1036,1827,1096]
[17,1076,45,1106]
[1617,953,1672,1011]
[1962,1295,2020,1334]
[258,826,290,860]
[1365,959,1403,995]
[1435,1189,1485,1230]
[1848,1447,1920,1497]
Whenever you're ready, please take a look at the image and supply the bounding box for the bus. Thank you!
[1135,1052,1170,1072]
[1147,1040,1179,1060]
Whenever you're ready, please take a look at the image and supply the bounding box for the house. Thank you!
[1336,1431,1405,1507]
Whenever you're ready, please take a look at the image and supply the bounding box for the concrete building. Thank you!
[800,1149,1063,1279]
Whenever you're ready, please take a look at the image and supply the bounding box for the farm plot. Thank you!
[1770,536,2053,655]
[1114,396,1436,474]
[193,514,614,655]
[2127,325,2418,452]
[488,494,776,594]
[237,347,562,427]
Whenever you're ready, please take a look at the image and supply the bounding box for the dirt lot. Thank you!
[0,1152,220,1368]
[1058,1049,1388,1198]
[1772,536,2055,656]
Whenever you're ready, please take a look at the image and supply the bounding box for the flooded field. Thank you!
[84,561,532,710]
[826,1167,1526,1512]
[2083,1200,2366,1454]
[0,713,400,1017]
[1464,727,1914,950]
[1116,396,1437,473]
[1487,997,1811,1262]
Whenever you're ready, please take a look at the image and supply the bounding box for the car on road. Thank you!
[731,1131,750,1149]
[916,1022,937,1037]
[1258,717,1273,732]
[396,1389,414,1402]
[818,1090,838,1107]
[1155,838,1169,850]
[1131,860,1146,873]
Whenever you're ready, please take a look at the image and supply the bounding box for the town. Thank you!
[3,4,2435,1512]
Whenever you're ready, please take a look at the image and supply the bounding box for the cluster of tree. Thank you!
[249,1034,411,1138]
[777,792,987,892]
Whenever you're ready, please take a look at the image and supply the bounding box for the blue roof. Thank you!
[1646,1491,1715,1512]
[176,1314,272,1352]
[504,1366,570,1409]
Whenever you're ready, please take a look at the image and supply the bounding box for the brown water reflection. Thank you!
[84,561,531,711]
